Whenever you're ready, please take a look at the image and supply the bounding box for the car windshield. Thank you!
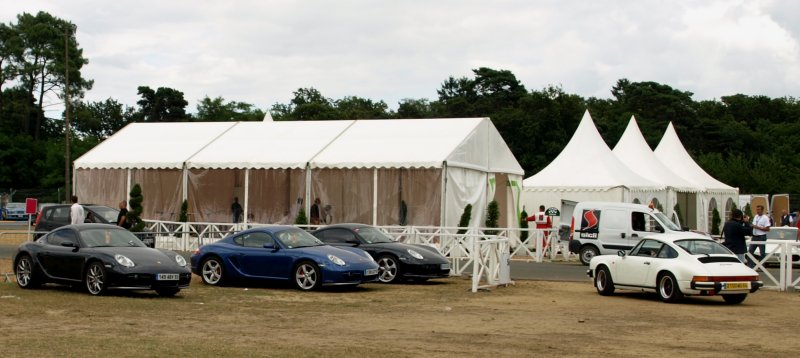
[653,212,681,231]
[7,203,24,209]
[674,239,731,255]
[80,228,145,248]
[88,206,119,223]
[354,227,395,244]
[276,229,324,248]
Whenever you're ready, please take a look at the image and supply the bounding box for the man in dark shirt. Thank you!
[722,209,752,264]
[117,200,131,229]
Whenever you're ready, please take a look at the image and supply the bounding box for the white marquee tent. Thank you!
[521,111,664,215]
[74,118,525,228]
[654,122,738,232]
[612,116,701,225]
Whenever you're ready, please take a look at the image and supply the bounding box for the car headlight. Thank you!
[115,254,135,267]
[175,254,187,267]
[328,254,346,266]
[407,249,424,260]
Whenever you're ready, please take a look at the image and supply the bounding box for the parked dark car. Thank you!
[14,224,191,296]
[312,224,451,283]
[34,204,154,247]
[191,226,380,291]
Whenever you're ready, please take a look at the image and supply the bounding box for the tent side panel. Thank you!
[376,168,441,227]
[188,169,243,223]
[311,168,373,225]
[445,168,488,228]
[75,169,127,208]
[131,169,182,221]
[248,169,306,224]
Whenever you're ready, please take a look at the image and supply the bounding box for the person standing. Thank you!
[69,195,84,225]
[117,200,131,229]
[231,197,243,223]
[310,198,321,225]
[749,205,771,267]
[780,209,792,227]
[526,205,552,248]
[722,209,752,264]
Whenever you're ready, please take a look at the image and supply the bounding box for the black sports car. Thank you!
[312,224,451,283]
[13,224,191,296]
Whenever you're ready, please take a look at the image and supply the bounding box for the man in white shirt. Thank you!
[749,205,770,268]
[70,195,85,225]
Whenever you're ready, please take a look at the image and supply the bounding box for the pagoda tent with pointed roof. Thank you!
[654,122,738,233]
[612,116,702,226]
[521,111,665,217]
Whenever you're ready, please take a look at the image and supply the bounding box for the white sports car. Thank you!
[587,233,763,304]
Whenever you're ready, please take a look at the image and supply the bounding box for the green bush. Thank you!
[295,207,308,225]
[127,184,145,232]
[457,204,472,235]
[519,208,529,242]
[179,199,188,222]
[485,200,499,236]
[711,207,721,235]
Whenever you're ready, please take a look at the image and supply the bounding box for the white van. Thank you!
[567,202,694,265]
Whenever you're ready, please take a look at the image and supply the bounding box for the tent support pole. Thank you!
[126,169,131,202]
[244,168,249,226]
[182,165,188,207]
[441,162,447,227]
[373,168,378,226]
[305,165,312,223]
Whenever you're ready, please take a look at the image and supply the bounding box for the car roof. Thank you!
[575,201,658,212]
[54,223,127,232]
[245,225,299,234]
[313,223,369,231]
[641,232,711,243]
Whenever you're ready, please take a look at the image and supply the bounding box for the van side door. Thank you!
[597,209,634,251]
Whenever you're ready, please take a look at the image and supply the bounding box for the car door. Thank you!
[237,232,291,279]
[39,228,85,281]
[615,239,664,287]
[598,209,633,251]
[39,206,70,231]
[631,211,664,242]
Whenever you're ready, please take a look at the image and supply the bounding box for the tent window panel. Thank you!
[75,169,127,209]
[132,169,182,221]
[376,169,401,226]
[402,169,441,227]
[311,168,373,225]
[248,169,305,224]
[188,169,242,223]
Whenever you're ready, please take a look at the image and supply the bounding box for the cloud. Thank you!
[2,0,799,118]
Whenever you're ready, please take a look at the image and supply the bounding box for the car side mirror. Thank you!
[263,243,278,251]
[617,250,626,257]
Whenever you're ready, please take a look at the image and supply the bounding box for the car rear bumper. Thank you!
[689,280,763,294]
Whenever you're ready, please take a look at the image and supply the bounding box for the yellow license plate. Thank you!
[722,282,750,290]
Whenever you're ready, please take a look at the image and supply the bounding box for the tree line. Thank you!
[2,11,799,201]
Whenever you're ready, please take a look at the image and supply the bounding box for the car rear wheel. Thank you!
[376,255,400,283]
[579,246,599,266]
[657,272,683,303]
[595,266,615,296]
[85,262,108,296]
[293,261,321,291]
[15,255,40,289]
[156,288,180,297]
[722,293,748,304]
[201,257,225,286]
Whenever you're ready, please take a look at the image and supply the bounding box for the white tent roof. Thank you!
[612,116,700,192]
[186,121,354,169]
[310,118,523,174]
[654,122,737,193]
[74,122,237,169]
[75,118,524,175]
[523,111,662,191]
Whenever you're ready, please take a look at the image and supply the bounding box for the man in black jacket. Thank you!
[722,209,752,264]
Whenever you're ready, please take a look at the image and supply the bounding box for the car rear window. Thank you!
[674,239,732,255]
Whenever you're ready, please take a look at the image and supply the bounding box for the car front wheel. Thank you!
[579,246,599,266]
[657,272,684,303]
[595,266,615,296]
[376,255,400,283]
[293,261,321,291]
[15,255,40,289]
[85,262,108,296]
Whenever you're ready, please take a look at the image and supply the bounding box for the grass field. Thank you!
[2,257,800,357]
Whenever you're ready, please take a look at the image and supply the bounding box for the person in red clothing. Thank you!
[527,205,553,249]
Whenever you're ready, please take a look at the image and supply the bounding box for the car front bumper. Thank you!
[107,268,192,290]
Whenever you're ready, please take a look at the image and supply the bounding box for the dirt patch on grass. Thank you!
[1,257,799,357]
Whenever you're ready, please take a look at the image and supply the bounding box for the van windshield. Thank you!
[654,213,681,231]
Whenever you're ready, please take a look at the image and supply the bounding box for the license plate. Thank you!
[722,282,750,290]
[441,263,451,270]
[365,268,379,276]
[156,273,179,281]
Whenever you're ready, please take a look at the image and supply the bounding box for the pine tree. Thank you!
[711,207,721,235]
[295,207,308,225]
[179,200,188,222]
[457,204,472,235]
[519,207,529,242]
[127,184,145,232]
[485,200,499,236]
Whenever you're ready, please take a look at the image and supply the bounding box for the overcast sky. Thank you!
[3,0,799,118]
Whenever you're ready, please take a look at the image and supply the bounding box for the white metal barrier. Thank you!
[745,239,800,292]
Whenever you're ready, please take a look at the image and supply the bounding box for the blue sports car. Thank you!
[190,226,380,291]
